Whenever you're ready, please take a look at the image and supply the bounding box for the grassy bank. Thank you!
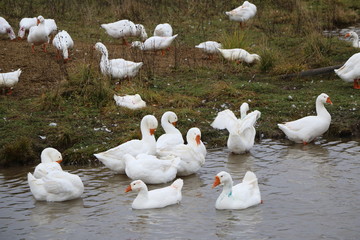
[0,0,359,166]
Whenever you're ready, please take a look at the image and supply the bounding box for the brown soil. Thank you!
[0,37,216,99]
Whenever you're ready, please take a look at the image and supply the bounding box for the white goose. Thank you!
[125,179,183,209]
[101,19,147,46]
[131,34,178,55]
[344,31,360,48]
[217,47,260,64]
[27,170,84,202]
[278,93,332,144]
[153,23,173,37]
[0,69,22,95]
[158,127,206,177]
[33,147,63,179]
[94,115,158,174]
[0,17,16,40]
[113,93,146,109]
[27,16,49,53]
[124,153,180,184]
[18,17,57,40]
[334,52,360,89]
[156,111,184,153]
[211,102,261,154]
[212,171,261,210]
[195,41,222,59]
[52,30,74,62]
[225,1,257,28]
[94,42,143,79]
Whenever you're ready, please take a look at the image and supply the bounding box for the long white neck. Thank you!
[221,180,234,197]
[352,34,359,48]
[161,115,177,134]
[316,100,331,120]
[40,149,54,163]
[99,48,110,75]
[61,42,69,59]
[136,187,149,200]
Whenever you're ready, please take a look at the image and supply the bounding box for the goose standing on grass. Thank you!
[33,147,63,179]
[125,179,183,209]
[217,47,260,64]
[158,127,206,177]
[153,23,173,37]
[0,17,16,40]
[94,42,143,79]
[18,17,57,40]
[211,103,261,154]
[156,111,184,153]
[52,30,74,63]
[131,34,178,56]
[278,93,332,144]
[225,1,257,28]
[113,93,146,109]
[28,170,84,202]
[334,52,360,89]
[212,171,261,210]
[344,31,360,48]
[0,69,22,95]
[27,16,49,53]
[94,115,158,174]
[101,19,148,46]
[195,41,222,59]
[124,153,180,184]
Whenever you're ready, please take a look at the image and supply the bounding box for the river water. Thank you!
[0,138,359,240]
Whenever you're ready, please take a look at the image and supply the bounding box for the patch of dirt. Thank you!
[0,37,220,99]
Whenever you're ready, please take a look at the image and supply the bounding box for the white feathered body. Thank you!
[195,41,222,55]
[52,30,74,60]
[101,19,147,40]
[27,170,84,202]
[113,94,146,109]
[153,23,173,37]
[334,52,360,83]
[0,69,22,87]
[0,17,16,40]
[131,34,178,51]
[217,48,260,63]
[225,1,257,23]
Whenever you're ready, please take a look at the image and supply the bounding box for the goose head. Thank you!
[6,27,16,40]
[186,127,201,146]
[135,24,148,41]
[125,180,147,192]
[162,111,178,127]
[345,31,358,40]
[94,42,108,56]
[317,93,332,105]
[40,147,63,164]
[37,16,45,25]
[131,41,143,49]
[240,102,250,119]
[141,115,158,136]
[212,171,233,188]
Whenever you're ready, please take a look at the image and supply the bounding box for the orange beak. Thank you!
[125,185,132,193]
[212,176,221,188]
[56,159,63,164]
[326,97,333,105]
[150,128,156,135]
[195,135,201,145]
[172,121,177,127]
[344,33,351,38]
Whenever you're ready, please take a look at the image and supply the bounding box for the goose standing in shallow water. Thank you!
[125,179,183,209]
[212,171,261,210]
[334,52,360,89]
[211,102,261,154]
[94,42,143,79]
[278,93,332,144]
[93,115,158,174]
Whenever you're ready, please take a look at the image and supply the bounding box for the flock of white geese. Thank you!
[0,1,358,210]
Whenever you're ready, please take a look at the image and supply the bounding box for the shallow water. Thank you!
[1,139,360,240]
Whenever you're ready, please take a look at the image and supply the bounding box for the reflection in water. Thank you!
[0,139,359,239]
